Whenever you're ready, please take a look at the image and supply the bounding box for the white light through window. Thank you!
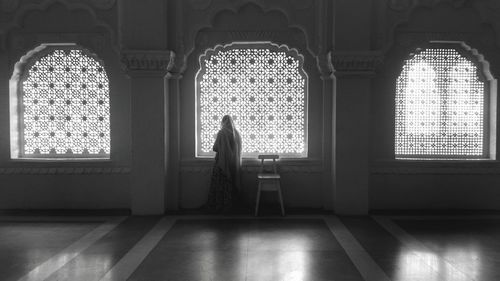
[19,48,110,158]
[395,48,486,159]
[196,42,308,157]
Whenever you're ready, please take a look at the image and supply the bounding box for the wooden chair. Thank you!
[255,155,285,216]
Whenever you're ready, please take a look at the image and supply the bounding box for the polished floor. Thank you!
[1,214,500,281]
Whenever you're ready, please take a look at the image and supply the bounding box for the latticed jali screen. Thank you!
[395,48,486,158]
[198,46,307,156]
[21,49,110,156]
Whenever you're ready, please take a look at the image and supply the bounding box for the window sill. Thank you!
[1,159,129,175]
[371,159,500,175]
[187,157,322,164]
[182,158,324,173]
[10,158,112,163]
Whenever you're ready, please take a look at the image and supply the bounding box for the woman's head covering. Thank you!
[221,115,237,139]
[213,115,242,181]
[221,115,235,131]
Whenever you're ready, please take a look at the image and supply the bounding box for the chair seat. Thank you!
[257,173,280,179]
[255,154,284,216]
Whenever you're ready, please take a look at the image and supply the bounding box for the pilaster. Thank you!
[121,49,175,215]
[332,51,383,215]
[317,51,336,210]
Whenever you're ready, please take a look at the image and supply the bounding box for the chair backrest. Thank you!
[258,154,279,174]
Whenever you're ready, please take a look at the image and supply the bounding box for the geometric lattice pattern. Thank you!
[197,44,307,157]
[395,48,485,158]
[21,49,110,157]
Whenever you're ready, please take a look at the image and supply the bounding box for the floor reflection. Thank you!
[248,232,311,280]
[248,250,309,281]
[395,247,480,281]
[196,228,248,280]
[27,249,114,280]
[277,251,308,281]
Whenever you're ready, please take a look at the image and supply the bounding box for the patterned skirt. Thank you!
[207,164,234,212]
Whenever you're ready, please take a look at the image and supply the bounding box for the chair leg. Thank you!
[277,182,285,216]
[255,182,261,216]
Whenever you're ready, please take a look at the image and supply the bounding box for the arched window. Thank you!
[10,43,110,159]
[196,42,308,158]
[395,43,496,159]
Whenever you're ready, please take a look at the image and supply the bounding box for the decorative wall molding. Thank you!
[2,0,119,53]
[332,52,384,75]
[188,0,212,10]
[89,0,116,10]
[371,162,500,175]
[120,50,176,73]
[395,32,472,47]
[180,163,324,174]
[0,166,131,175]
[388,0,466,12]
[0,0,116,13]
[1,0,19,13]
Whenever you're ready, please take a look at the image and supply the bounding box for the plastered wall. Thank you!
[0,0,499,214]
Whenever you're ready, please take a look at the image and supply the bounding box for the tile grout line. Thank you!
[99,216,177,281]
[372,215,476,281]
[382,215,500,220]
[323,216,391,281]
[244,223,249,281]
[17,216,126,281]
[0,216,124,222]
[164,215,326,220]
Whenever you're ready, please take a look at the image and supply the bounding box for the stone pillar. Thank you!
[165,70,182,211]
[121,50,175,215]
[318,52,336,210]
[332,52,382,215]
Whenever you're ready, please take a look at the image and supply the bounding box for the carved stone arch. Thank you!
[390,41,497,106]
[10,42,106,83]
[383,0,500,54]
[195,41,309,158]
[377,0,500,81]
[178,1,313,74]
[9,43,112,159]
[0,0,116,13]
[2,0,117,53]
[391,41,497,160]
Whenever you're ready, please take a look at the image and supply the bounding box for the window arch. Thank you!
[395,43,496,159]
[10,43,110,159]
[196,42,308,158]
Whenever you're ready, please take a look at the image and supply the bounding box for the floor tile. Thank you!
[128,249,248,281]
[394,219,500,281]
[44,216,160,281]
[246,250,364,281]
[158,219,250,251]
[247,219,343,251]
[0,221,101,281]
[4,215,500,281]
[340,216,409,279]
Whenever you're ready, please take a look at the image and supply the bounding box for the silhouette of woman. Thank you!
[207,115,242,212]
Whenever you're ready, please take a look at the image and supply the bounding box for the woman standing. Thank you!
[207,115,242,212]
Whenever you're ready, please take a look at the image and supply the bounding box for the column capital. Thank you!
[332,51,384,77]
[120,49,175,76]
[316,52,335,80]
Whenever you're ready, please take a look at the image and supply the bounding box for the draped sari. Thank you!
[207,116,242,212]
